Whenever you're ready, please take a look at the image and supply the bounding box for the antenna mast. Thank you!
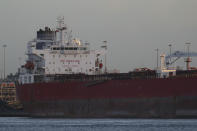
[57,16,67,46]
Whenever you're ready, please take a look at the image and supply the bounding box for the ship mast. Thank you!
[101,41,107,74]
[57,17,67,46]
[155,48,159,69]
[185,42,191,70]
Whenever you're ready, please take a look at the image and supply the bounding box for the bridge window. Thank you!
[80,47,86,50]
[52,47,80,50]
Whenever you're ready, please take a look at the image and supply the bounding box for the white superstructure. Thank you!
[19,17,106,84]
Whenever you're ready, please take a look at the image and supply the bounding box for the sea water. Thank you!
[0,117,197,131]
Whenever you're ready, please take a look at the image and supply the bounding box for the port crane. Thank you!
[165,51,197,69]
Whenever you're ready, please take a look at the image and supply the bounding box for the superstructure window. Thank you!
[52,47,80,50]
[80,47,86,50]
[52,47,79,50]
[29,76,31,83]
[24,76,27,83]
[53,47,60,50]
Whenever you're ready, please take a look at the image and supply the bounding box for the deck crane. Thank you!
[165,51,197,70]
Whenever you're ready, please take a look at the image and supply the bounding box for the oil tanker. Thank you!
[16,17,197,118]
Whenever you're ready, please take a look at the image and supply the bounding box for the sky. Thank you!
[0,0,197,76]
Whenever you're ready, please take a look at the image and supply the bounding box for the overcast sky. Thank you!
[0,0,197,76]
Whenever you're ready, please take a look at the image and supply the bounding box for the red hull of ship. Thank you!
[16,77,197,118]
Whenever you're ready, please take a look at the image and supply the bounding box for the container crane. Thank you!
[165,51,197,70]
